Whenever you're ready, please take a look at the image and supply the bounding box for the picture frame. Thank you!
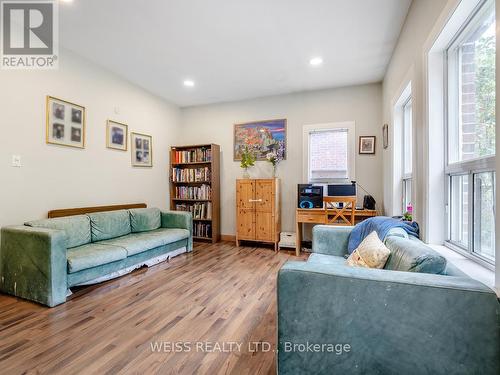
[106,120,128,151]
[131,132,152,167]
[383,123,389,149]
[359,136,376,154]
[233,119,287,161]
[46,96,85,148]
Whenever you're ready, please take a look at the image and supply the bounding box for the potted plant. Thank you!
[240,146,256,178]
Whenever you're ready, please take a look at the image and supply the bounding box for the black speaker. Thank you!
[363,195,376,210]
[298,184,323,208]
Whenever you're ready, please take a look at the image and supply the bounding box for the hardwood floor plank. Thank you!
[0,242,306,374]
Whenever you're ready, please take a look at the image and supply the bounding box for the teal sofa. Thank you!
[0,208,192,307]
[278,225,499,374]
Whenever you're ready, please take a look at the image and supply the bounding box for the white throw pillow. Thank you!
[346,231,391,269]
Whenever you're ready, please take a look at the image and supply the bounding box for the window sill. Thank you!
[429,244,497,295]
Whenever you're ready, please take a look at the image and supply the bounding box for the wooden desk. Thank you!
[295,208,377,256]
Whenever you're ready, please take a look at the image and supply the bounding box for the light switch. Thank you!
[12,155,21,167]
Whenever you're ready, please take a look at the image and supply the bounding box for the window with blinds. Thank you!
[308,128,349,181]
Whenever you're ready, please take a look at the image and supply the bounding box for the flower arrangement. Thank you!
[265,144,284,177]
[240,146,256,178]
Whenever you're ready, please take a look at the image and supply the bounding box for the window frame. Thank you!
[302,122,356,184]
[444,0,496,266]
[402,97,413,212]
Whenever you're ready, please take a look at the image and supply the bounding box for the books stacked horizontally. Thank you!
[172,167,210,182]
[175,184,211,200]
[174,148,212,163]
[175,202,212,220]
[194,222,211,238]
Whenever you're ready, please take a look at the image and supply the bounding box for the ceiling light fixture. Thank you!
[183,79,195,87]
[309,57,323,66]
[60,0,74,3]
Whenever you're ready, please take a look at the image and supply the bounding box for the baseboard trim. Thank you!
[220,234,236,242]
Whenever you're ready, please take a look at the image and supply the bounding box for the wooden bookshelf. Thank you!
[169,143,220,243]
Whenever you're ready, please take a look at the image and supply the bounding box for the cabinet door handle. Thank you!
[249,199,263,202]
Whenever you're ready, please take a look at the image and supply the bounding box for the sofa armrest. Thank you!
[160,211,193,251]
[0,226,68,307]
[312,225,352,256]
[277,261,499,374]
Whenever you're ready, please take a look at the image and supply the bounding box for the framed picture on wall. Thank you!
[46,96,85,148]
[106,120,128,151]
[233,119,287,160]
[131,132,152,167]
[359,136,376,154]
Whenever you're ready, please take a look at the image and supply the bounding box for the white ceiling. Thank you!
[60,0,411,107]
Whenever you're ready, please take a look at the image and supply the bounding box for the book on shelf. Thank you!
[175,184,211,200]
[194,222,211,238]
[172,167,211,182]
[174,148,212,163]
[175,202,212,220]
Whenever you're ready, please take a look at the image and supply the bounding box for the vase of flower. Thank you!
[266,149,283,178]
[240,147,256,179]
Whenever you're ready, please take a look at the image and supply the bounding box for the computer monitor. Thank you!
[327,183,356,196]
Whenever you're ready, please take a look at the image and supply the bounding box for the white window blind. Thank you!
[309,129,348,181]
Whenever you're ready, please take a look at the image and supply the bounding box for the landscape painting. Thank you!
[233,119,287,160]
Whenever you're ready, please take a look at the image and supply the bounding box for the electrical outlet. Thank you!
[12,155,21,167]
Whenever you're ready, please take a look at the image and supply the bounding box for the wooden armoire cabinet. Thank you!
[236,178,280,251]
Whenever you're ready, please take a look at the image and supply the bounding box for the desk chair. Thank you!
[323,196,356,225]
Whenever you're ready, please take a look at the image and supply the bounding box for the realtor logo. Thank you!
[1,0,58,69]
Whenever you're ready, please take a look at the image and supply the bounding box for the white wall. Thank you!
[0,49,180,228]
[180,84,383,236]
[382,0,448,235]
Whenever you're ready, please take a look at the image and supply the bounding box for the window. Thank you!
[446,0,496,264]
[303,122,355,183]
[402,98,413,211]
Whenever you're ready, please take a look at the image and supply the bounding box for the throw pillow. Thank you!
[346,231,391,269]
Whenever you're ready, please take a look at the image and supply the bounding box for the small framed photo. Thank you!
[131,132,152,167]
[359,136,376,154]
[383,124,389,149]
[106,120,128,151]
[46,96,85,148]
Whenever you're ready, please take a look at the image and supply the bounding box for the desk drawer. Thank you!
[297,211,325,223]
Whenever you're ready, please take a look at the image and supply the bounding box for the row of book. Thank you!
[173,148,212,163]
[172,167,211,182]
[175,202,212,220]
[194,222,212,238]
[174,184,211,200]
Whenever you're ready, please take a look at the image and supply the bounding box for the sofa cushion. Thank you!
[67,243,127,273]
[88,210,131,242]
[98,228,189,256]
[346,231,391,269]
[25,215,91,249]
[129,208,161,233]
[307,253,346,266]
[384,236,447,274]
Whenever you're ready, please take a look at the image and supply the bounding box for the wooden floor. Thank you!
[0,242,306,375]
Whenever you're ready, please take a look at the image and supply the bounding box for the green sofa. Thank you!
[0,208,193,307]
[278,225,499,374]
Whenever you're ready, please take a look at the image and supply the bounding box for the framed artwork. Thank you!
[46,96,85,148]
[233,119,286,160]
[383,124,389,149]
[131,132,152,167]
[106,120,128,151]
[359,136,376,154]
